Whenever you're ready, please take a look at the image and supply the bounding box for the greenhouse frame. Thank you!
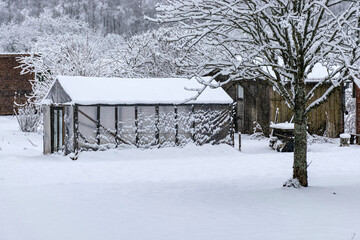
[42,76,235,154]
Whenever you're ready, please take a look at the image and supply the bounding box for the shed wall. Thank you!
[219,80,270,136]
[42,105,52,154]
[270,84,343,137]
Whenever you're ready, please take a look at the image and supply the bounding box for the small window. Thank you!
[238,85,244,99]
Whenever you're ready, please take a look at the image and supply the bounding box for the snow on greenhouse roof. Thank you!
[44,75,233,105]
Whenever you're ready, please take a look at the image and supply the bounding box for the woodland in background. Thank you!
[0,0,160,36]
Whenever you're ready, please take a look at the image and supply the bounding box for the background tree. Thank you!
[0,0,161,36]
[18,25,112,106]
[109,27,205,78]
[154,0,360,187]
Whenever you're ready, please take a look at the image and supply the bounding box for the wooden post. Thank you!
[230,104,235,147]
[155,105,160,146]
[50,106,54,153]
[135,106,139,147]
[238,132,241,151]
[96,106,101,145]
[175,106,179,146]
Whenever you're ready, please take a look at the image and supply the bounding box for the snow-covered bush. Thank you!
[283,178,301,188]
[14,102,41,132]
[307,133,336,145]
[249,121,266,140]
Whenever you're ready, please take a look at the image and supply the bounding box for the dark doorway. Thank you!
[51,107,65,153]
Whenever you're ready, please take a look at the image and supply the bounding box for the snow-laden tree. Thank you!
[154,0,360,187]
[109,27,191,78]
[0,10,90,52]
[18,29,112,106]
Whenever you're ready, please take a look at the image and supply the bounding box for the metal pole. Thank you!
[175,106,179,146]
[115,106,119,147]
[155,105,159,147]
[135,106,139,147]
[96,106,101,145]
[74,104,79,153]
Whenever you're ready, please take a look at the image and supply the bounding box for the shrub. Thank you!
[14,103,41,132]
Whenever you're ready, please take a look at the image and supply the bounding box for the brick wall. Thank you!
[0,54,33,115]
[356,85,360,134]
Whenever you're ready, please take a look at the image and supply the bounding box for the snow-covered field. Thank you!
[0,116,359,240]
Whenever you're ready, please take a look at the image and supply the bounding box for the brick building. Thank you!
[356,84,360,134]
[0,54,33,115]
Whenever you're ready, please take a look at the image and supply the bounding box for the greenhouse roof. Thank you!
[43,75,233,105]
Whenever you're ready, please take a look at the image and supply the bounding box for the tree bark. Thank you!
[293,81,308,187]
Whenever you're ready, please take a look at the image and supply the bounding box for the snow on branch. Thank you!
[155,0,360,113]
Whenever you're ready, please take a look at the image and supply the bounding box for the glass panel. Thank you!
[194,105,231,145]
[118,106,136,146]
[177,106,192,146]
[137,106,156,147]
[78,106,97,148]
[100,106,116,145]
[158,106,176,147]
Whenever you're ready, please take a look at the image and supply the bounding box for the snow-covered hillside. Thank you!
[0,116,359,240]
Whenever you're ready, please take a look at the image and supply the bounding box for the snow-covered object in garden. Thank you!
[270,123,294,130]
[42,75,234,154]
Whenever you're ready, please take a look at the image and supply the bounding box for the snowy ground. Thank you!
[0,116,359,240]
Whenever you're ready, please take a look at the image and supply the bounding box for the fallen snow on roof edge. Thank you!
[50,76,233,105]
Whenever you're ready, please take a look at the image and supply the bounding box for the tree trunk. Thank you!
[293,81,308,187]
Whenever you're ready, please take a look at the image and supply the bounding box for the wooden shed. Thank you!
[42,76,234,154]
[215,64,344,138]
[356,84,360,135]
[0,54,33,115]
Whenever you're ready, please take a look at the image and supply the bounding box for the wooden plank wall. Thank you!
[242,81,270,136]
[270,84,343,138]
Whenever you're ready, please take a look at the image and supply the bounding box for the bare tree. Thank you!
[18,30,112,106]
[154,0,360,187]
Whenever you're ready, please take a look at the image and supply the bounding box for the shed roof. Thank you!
[43,75,233,105]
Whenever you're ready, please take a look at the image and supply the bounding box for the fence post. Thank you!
[230,104,235,147]
[238,132,241,151]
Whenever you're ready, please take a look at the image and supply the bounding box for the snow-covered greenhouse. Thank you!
[42,76,235,154]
